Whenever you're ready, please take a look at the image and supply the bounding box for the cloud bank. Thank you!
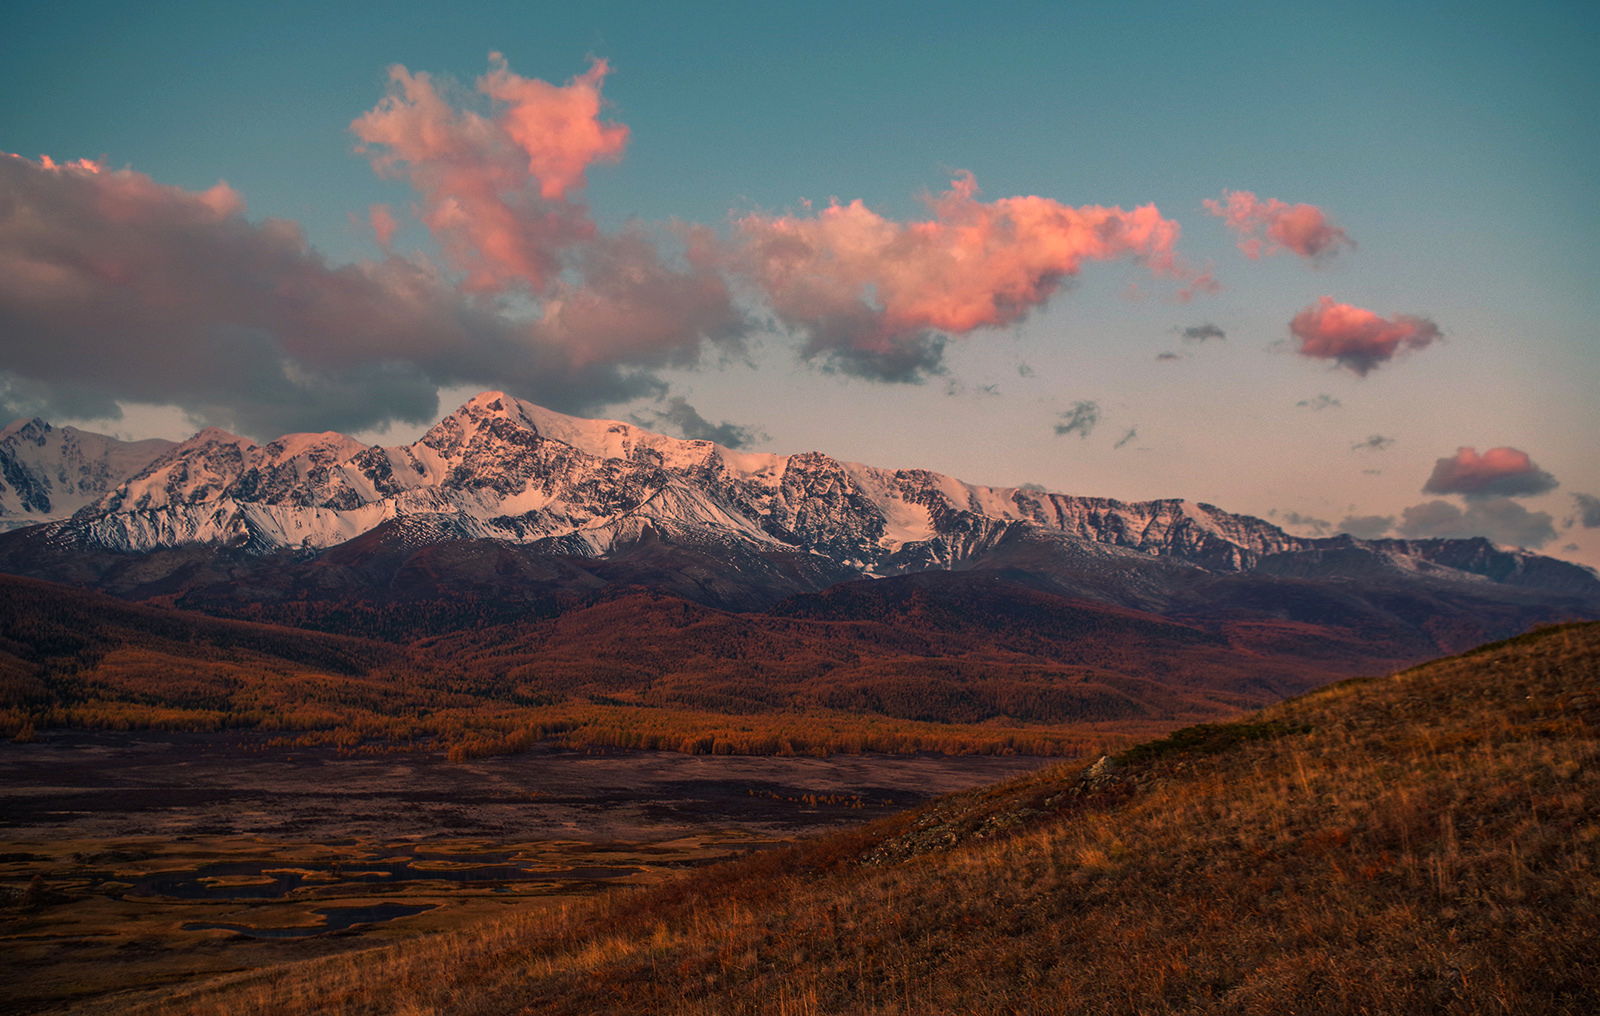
[1422,446,1558,499]
[1396,498,1556,549]
[0,58,748,438]
[1203,190,1353,261]
[1288,297,1441,375]
[734,172,1190,382]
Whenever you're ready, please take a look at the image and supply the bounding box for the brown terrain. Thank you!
[95,618,1598,1015]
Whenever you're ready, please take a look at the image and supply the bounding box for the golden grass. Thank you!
[126,621,1600,1015]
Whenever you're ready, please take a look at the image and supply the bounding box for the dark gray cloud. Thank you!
[1053,401,1100,439]
[1156,352,1181,361]
[1397,498,1557,549]
[1279,511,1332,536]
[1018,482,1047,492]
[631,396,767,449]
[1017,362,1035,377]
[1296,394,1341,411]
[1351,434,1395,452]
[1179,323,1226,342]
[1336,514,1394,539]
[1570,493,1600,528]
[798,322,948,384]
[1113,427,1138,450]
[942,380,1000,398]
[1422,447,1558,499]
[0,155,744,439]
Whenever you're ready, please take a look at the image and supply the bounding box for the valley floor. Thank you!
[0,737,1046,1014]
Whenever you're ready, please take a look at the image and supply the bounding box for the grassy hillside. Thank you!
[138,620,1600,1015]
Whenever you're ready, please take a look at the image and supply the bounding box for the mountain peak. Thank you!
[0,417,51,442]
[180,426,257,450]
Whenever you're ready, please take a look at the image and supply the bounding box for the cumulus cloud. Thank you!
[631,396,766,449]
[734,172,1192,382]
[1203,190,1354,261]
[1423,446,1558,499]
[1296,394,1341,411]
[1397,498,1557,549]
[1352,434,1395,452]
[1336,514,1394,539]
[0,58,746,438]
[352,56,743,365]
[1053,401,1100,439]
[1179,323,1225,342]
[1288,297,1441,376]
[1571,493,1600,528]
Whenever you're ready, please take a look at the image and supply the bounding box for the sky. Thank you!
[2,0,1598,568]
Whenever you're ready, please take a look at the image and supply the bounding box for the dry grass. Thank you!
[123,620,1600,1015]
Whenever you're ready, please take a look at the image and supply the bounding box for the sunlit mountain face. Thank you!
[1,392,1594,659]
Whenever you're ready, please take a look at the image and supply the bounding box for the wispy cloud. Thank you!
[1278,511,1332,536]
[1289,297,1441,375]
[1296,394,1341,411]
[1570,493,1600,528]
[1113,426,1138,450]
[1179,323,1225,342]
[1203,190,1354,262]
[1336,514,1394,539]
[631,396,767,449]
[1351,434,1394,452]
[1053,400,1100,439]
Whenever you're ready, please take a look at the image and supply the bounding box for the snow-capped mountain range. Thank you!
[1,391,1596,601]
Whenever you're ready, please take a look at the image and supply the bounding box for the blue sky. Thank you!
[3,0,1597,565]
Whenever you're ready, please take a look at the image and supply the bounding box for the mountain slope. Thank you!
[138,620,1600,1015]
[0,418,173,531]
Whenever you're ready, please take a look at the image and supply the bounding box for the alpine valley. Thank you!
[0,389,1595,748]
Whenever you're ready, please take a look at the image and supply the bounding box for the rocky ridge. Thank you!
[5,392,1598,605]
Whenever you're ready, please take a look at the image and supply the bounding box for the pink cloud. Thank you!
[1423,447,1559,499]
[349,55,739,370]
[1203,190,1353,261]
[351,60,600,295]
[734,172,1190,380]
[1288,296,1440,375]
[479,53,628,202]
[369,203,398,250]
